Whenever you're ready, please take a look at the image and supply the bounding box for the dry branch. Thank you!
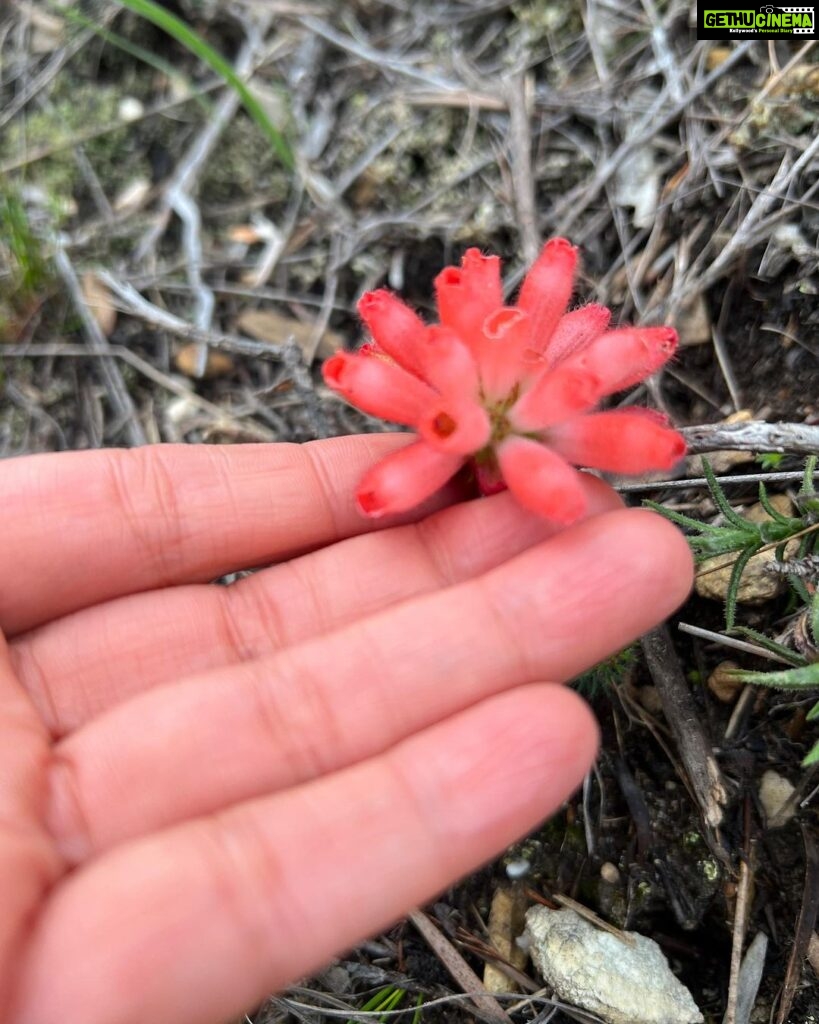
[641,626,729,830]
[680,422,819,457]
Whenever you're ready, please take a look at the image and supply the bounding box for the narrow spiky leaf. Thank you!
[725,543,761,631]
[702,458,753,531]
[730,661,819,689]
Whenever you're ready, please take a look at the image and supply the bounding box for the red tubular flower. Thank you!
[323,239,685,523]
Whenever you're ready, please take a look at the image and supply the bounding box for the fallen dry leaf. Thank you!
[174,343,235,379]
[81,273,117,336]
[483,886,529,995]
[237,308,343,362]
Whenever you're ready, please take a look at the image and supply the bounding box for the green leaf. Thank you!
[757,482,796,527]
[801,455,818,496]
[811,593,819,646]
[806,700,819,722]
[694,528,762,557]
[730,661,819,689]
[702,458,753,531]
[642,500,725,534]
[757,452,784,471]
[803,737,819,767]
[789,572,812,605]
[725,543,761,631]
[115,0,293,169]
[734,626,807,666]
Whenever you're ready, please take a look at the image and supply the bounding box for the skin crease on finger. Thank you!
[44,509,693,864]
[11,473,622,736]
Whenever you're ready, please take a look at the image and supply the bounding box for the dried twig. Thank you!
[641,626,729,830]
[677,623,794,667]
[680,422,819,458]
[95,273,286,360]
[725,846,754,1024]
[775,826,819,1024]
[503,73,539,264]
[617,470,810,494]
[52,243,147,446]
[408,910,512,1024]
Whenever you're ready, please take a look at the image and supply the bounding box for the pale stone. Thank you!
[707,661,744,703]
[759,770,796,826]
[525,906,703,1024]
[118,97,144,122]
[482,887,528,995]
[695,495,795,605]
[600,862,621,884]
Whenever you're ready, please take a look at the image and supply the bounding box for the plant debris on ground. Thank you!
[2,1,818,1021]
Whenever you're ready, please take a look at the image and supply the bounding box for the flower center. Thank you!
[483,383,520,446]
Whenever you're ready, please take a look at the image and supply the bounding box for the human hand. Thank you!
[0,435,692,1024]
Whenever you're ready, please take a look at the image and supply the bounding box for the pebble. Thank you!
[525,905,703,1024]
[707,661,744,703]
[759,769,796,827]
[695,495,796,605]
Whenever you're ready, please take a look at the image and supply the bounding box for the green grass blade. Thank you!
[115,0,293,169]
[60,4,211,115]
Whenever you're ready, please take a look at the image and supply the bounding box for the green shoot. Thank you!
[346,985,406,1024]
[115,0,293,169]
[727,593,819,767]
[647,457,812,629]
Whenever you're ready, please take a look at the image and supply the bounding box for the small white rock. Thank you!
[600,862,621,885]
[525,906,703,1024]
[759,770,796,827]
[505,858,531,880]
[118,96,144,122]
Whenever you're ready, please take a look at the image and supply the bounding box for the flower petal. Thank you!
[415,326,480,396]
[542,303,611,367]
[563,326,678,397]
[357,289,427,376]
[434,249,503,349]
[322,351,436,426]
[497,436,588,524]
[509,365,601,431]
[478,307,533,399]
[355,441,464,518]
[517,238,578,352]
[418,396,491,455]
[548,410,686,473]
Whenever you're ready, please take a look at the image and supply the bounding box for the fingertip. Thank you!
[578,473,624,516]
[527,683,600,783]
[624,507,695,611]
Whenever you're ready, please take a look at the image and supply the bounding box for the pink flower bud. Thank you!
[548,410,687,473]
[355,441,464,518]
[322,351,436,426]
[418,397,491,455]
[517,238,578,352]
[497,436,587,524]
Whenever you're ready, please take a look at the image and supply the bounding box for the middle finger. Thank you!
[14,479,619,736]
[46,509,692,864]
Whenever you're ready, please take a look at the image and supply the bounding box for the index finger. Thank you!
[0,435,449,635]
